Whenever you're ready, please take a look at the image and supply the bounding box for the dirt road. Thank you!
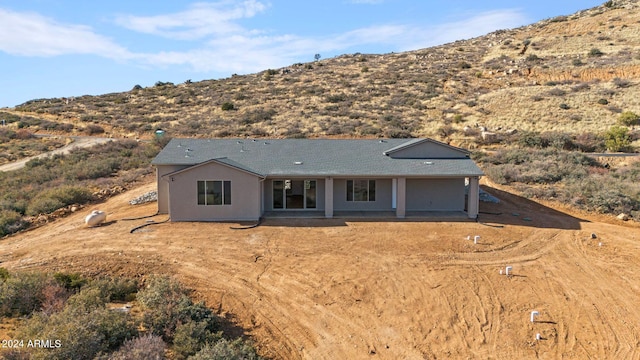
[0,181,639,359]
[0,136,113,172]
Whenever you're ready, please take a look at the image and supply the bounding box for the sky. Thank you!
[0,0,604,108]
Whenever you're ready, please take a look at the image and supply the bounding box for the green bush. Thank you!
[618,111,640,127]
[221,102,235,111]
[107,334,166,360]
[605,126,631,152]
[588,48,604,57]
[17,286,138,360]
[0,267,8,281]
[53,272,87,290]
[0,210,26,236]
[137,276,219,343]
[0,272,50,316]
[92,277,138,302]
[26,186,94,216]
[173,320,220,359]
[189,338,262,360]
[477,147,639,214]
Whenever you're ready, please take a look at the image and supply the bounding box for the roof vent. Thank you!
[264,142,269,145]
[294,161,303,165]
[379,140,386,143]
[423,161,433,165]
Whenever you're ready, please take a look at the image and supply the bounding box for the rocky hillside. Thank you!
[6,0,640,146]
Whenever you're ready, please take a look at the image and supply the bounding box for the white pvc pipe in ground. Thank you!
[505,266,513,276]
[474,235,480,244]
[531,310,539,323]
[536,333,541,340]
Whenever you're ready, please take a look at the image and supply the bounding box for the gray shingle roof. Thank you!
[152,138,484,177]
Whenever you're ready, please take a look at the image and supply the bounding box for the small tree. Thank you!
[314,53,321,61]
[221,102,235,111]
[605,126,631,152]
[618,111,640,127]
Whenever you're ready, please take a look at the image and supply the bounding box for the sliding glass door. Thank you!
[273,180,316,209]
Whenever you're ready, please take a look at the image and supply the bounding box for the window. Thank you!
[346,180,376,202]
[197,180,231,205]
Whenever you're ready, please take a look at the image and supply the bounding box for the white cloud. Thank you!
[114,0,269,40]
[136,9,528,75]
[0,8,131,58]
[0,3,528,79]
[398,10,528,51]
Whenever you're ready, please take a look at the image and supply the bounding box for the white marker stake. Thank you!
[531,311,539,323]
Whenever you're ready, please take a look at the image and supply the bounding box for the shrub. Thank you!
[598,98,609,105]
[0,210,26,237]
[618,111,640,127]
[0,267,9,281]
[137,276,219,342]
[172,320,220,359]
[26,186,94,216]
[548,88,566,97]
[190,338,262,360]
[613,77,631,88]
[84,124,105,135]
[221,102,235,111]
[588,48,604,57]
[107,334,167,360]
[0,272,50,316]
[518,131,549,148]
[18,286,138,359]
[325,94,347,103]
[605,126,631,152]
[53,272,87,290]
[92,277,138,302]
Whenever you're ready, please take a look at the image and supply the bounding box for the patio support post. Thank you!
[396,177,406,218]
[325,177,334,218]
[468,176,480,219]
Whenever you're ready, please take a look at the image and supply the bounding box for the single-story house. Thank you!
[151,138,484,221]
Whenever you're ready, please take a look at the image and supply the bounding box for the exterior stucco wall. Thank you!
[333,178,393,211]
[264,178,325,211]
[406,178,465,211]
[156,165,191,214]
[166,163,261,221]
[388,141,467,159]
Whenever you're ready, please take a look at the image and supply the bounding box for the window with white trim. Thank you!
[197,180,231,205]
[346,179,376,202]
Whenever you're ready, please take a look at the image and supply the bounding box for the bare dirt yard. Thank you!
[1,180,639,359]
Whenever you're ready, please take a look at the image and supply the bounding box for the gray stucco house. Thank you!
[151,138,484,221]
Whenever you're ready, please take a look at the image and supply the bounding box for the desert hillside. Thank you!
[3,0,640,143]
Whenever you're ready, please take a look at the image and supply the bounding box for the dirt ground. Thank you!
[1,180,639,359]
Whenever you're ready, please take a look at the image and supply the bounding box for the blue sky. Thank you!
[0,0,603,108]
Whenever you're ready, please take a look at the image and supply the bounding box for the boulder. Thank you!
[617,213,630,221]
